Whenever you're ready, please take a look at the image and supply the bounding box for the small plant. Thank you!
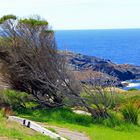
[121,103,139,125]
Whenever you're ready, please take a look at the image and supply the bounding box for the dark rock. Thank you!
[62,52,140,81]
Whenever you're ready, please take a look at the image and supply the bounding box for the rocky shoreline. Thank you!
[62,52,140,86]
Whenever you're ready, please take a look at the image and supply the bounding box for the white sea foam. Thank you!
[126,83,140,88]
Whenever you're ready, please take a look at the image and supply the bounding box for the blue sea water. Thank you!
[55,29,140,66]
[55,29,140,90]
[123,80,140,90]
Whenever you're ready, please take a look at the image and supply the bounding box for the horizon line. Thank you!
[54,27,140,31]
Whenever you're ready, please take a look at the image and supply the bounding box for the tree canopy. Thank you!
[0,15,81,108]
[0,15,116,119]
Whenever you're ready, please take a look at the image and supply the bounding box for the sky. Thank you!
[0,0,140,30]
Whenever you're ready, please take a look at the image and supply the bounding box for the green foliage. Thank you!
[15,106,140,140]
[0,115,54,140]
[0,14,66,108]
[0,108,54,140]
[121,103,139,125]
[0,109,5,118]
[107,93,125,109]
[93,111,122,128]
[128,88,138,91]
[46,127,58,134]
[19,18,48,26]
[0,14,17,24]
[83,90,125,110]
[14,90,140,140]
[0,90,29,109]
[16,106,135,130]
[16,107,93,126]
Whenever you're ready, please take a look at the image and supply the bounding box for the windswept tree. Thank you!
[0,15,81,108]
[0,15,117,118]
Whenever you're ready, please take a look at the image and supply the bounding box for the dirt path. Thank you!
[47,125,90,140]
[37,122,90,140]
[0,136,14,140]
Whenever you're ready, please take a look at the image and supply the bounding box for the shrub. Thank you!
[121,103,139,125]
[93,111,122,128]
[128,88,138,91]
[0,90,29,109]
[0,15,82,109]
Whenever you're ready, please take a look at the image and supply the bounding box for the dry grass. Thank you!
[0,116,53,140]
[105,87,126,94]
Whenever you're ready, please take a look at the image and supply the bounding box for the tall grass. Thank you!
[121,103,139,125]
[92,111,122,127]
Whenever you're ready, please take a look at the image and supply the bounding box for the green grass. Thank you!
[3,89,140,140]
[121,103,139,124]
[0,110,55,140]
[46,127,58,134]
[16,107,140,140]
[122,90,140,98]
[16,107,93,126]
[55,123,140,140]
[128,88,138,91]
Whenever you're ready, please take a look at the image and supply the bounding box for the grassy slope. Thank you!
[16,107,140,140]
[57,123,140,140]
[0,113,54,140]
[1,89,140,140]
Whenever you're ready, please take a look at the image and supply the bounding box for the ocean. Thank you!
[123,80,140,90]
[55,29,140,90]
[55,29,140,66]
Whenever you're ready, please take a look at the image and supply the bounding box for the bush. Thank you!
[128,88,138,91]
[0,90,29,109]
[93,111,122,128]
[121,103,139,125]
